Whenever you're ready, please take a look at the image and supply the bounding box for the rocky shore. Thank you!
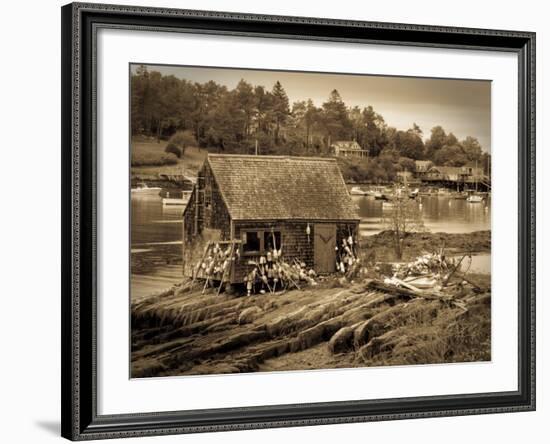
[130,231,491,378]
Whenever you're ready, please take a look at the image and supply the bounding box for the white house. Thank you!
[331,141,368,158]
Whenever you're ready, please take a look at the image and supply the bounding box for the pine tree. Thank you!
[271,81,290,144]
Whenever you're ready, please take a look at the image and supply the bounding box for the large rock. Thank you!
[328,326,354,354]
[238,306,263,325]
[353,320,371,349]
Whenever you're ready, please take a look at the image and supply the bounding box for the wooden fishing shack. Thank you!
[182,154,360,284]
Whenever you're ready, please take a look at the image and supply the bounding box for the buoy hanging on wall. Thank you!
[306,223,311,243]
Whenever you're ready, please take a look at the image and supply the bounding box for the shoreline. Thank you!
[360,230,491,262]
[130,230,491,378]
[131,230,491,279]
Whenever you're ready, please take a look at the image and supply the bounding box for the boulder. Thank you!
[328,326,354,354]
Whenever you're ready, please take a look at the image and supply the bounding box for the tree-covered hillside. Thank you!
[131,65,491,181]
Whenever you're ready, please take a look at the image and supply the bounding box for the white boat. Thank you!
[467,195,484,203]
[131,182,162,195]
[350,186,368,196]
[374,188,393,200]
[162,198,188,206]
[162,190,192,206]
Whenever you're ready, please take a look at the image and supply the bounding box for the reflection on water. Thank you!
[355,195,491,237]
[131,265,184,300]
[131,194,182,246]
[131,193,185,297]
[461,253,491,275]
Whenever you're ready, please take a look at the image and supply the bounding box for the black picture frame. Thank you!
[61,2,536,440]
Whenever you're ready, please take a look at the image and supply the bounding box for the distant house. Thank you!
[423,166,470,182]
[183,154,360,283]
[331,140,368,158]
[414,160,433,175]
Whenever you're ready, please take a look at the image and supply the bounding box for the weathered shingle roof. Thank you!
[207,154,359,221]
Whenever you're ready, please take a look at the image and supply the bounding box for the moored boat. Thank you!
[350,186,368,196]
[131,182,162,195]
[466,194,484,203]
[453,191,468,200]
[162,190,192,206]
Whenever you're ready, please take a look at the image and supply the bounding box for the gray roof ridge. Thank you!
[207,153,336,162]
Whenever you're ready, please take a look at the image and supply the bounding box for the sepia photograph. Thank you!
[130,64,492,378]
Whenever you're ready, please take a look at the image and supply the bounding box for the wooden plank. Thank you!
[367,279,451,302]
[181,217,186,276]
[191,241,211,287]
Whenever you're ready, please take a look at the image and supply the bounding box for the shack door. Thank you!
[314,224,336,273]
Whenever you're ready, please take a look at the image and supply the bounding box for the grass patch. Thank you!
[132,150,178,166]
[359,298,491,366]
[131,138,208,176]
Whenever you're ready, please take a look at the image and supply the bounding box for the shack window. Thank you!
[242,231,261,254]
[264,231,281,252]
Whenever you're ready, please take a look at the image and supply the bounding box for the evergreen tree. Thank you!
[271,81,290,144]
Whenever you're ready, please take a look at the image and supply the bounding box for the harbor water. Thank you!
[354,195,491,237]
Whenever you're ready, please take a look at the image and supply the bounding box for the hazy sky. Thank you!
[132,64,491,152]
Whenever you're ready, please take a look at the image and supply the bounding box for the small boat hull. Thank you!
[467,195,484,203]
[350,187,368,196]
[162,198,189,206]
[408,188,419,199]
[131,182,162,195]
[162,191,192,206]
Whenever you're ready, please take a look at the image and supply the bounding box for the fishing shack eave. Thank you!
[230,218,361,224]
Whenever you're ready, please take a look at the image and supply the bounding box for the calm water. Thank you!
[131,193,185,299]
[131,194,182,249]
[131,192,491,297]
[461,253,491,275]
[354,195,491,237]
